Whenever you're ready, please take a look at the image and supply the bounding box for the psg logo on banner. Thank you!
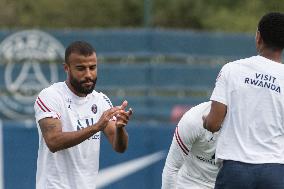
[0,30,64,119]
[91,104,97,114]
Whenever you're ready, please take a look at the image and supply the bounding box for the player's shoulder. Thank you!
[191,101,212,112]
[91,90,113,107]
[179,101,211,131]
[38,82,65,99]
[219,56,256,77]
[225,56,257,68]
[185,101,211,117]
[90,90,108,99]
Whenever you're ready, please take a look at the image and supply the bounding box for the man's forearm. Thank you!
[44,124,100,153]
[113,127,128,153]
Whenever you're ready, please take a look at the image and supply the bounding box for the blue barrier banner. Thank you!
[0,29,252,121]
[3,121,175,189]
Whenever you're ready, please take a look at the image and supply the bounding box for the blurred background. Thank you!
[0,0,284,189]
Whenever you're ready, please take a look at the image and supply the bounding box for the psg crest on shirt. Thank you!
[91,104,97,114]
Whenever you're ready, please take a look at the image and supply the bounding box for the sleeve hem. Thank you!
[36,113,60,123]
[210,96,227,106]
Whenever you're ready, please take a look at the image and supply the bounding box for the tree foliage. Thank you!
[0,0,284,33]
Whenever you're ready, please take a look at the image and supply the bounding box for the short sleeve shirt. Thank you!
[211,55,284,164]
[34,82,113,189]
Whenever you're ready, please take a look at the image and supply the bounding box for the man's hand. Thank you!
[96,106,121,131]
[102,100,132,153]
[115,100,133,128]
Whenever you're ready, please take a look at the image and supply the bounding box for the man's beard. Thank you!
[70,75,97,95]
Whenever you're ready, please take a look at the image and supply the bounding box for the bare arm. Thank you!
[39,106,121,153]
[203,101,227,133]
[104,101,133,153]
[103,121,129,153]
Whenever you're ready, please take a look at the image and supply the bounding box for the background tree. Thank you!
[0,0,283,33]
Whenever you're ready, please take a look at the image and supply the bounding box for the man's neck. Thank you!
[65,80,87,97]
[259,49,282,63]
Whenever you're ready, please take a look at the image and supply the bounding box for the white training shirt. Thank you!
[34,82,113,189]
[211,55,284,164]
[162,102,220,189]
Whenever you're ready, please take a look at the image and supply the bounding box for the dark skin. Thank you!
[203,31,283,133]
[39,52,133,153]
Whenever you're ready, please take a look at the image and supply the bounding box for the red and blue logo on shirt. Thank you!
[91,104,97,114]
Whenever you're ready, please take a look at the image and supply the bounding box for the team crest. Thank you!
[0,30,64,119]
[91,104,97,114]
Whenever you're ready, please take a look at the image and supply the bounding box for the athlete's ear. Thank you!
[63,63,69,73]
[255,30,264,52]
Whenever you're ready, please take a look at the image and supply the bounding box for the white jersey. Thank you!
[211,55,284,164]
[162,102,220,189]
[34,82,113,189]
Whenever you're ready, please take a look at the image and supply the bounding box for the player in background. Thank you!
[34,41,132,189]
[203,12,284,189]
[162,101,220,189]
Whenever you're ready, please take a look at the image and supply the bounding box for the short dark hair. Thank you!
[258,12,284,50]
[65,41,96,64]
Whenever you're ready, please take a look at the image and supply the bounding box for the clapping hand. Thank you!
[115,100,133,128]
